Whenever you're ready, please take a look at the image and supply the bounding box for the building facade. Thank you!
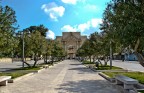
[56,32,87,59]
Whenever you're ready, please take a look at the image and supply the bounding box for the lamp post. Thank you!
[110,40,112,69]
[17,31,25,68]
[22,31,25,68]
[17,30,30,68]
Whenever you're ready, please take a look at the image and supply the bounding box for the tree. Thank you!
[0,5,18,57]
[89,32,104,61]
[15,25,48,67]
[24,25,48,37]
[43,39,53,64]
[76,39,93,62]
[101,0,144,66]
[29,31,47,67]
[51,41,65,64]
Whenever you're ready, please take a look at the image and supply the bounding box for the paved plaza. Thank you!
[107,60,144,72]
[0,60,120,93]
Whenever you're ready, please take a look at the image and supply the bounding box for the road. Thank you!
[0,60,120,93]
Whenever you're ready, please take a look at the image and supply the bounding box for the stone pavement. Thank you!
[106,60,144,72]
[0,60,120,93]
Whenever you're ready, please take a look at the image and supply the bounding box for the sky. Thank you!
[1,0,110,39]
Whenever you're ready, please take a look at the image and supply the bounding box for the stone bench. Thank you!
[115,75,138,89]
[0,76,11,86]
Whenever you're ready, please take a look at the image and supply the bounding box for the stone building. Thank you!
[56,32,87,59]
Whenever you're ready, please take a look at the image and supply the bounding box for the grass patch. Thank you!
[82,61,122,70]
[0,66,41,79]
[39,63,53,66]
[96,65,122,70]
[13,66,41,71]
[82,60,94,64]
[0,71,30,79]
[103,72,144,84]
[138,90,144,93]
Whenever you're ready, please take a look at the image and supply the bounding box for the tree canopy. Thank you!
[100,0,144,66]
[0,5,18,57]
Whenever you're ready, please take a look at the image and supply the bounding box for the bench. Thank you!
[115,75,138,90]
[0,76,11,86]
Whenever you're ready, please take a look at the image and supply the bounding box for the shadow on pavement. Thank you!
[0,68,16,72]
[70,63,82,65]
[68,67,94,73]
[56,80,120,93]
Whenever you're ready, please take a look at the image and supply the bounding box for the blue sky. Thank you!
[2,0,110,39]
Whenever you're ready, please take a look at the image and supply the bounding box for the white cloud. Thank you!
[46,30,55,39]
[91,18,102,27]
[61,0,77,4]
[61,18,102,33]
[61,0,85,5]
[61,25,76,32]
[76,18,102,32]
[77,22,90,32]
[41,2,65,21]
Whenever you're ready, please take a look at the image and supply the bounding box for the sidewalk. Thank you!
[0,60,120,93]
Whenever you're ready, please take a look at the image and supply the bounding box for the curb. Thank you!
[96,69,128,72]
[84,64,128,73]
[33,68,46,73]
[83,64,97,72]
[98,72,115,82]
[8,72,34,83]
[8,61,61,83]
[8,68,47,83]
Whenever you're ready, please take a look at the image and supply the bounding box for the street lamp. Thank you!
[17,30,30,68]
[16,31,24,68]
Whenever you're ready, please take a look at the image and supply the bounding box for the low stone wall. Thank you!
[0,58,31,63]
[0,58,12,63]
[12,58,31,61]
